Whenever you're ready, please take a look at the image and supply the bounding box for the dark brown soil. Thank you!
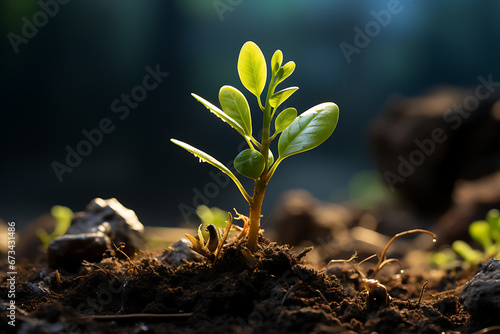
[0,238,479,334]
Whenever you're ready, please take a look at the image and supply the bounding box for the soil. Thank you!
[0,236,490,334]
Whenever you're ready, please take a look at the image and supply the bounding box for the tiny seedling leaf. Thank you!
[185,233,202,251]
[196,205,228,229]
[171,139,233,176]
[278,102,339,160]
[269,87,298,109]
[50,205,73,236]
[469,220,492,252]
[271,50,283,76]
[487,209,500,243]
[274,108,297,133]
[267,149,275,167]
[452,240,483,264]
[191,93,247,138]
[219,86,252,137]
[197,224,206,246]
[234,149,265,179]
[171,139,251,203]
[238,41,267,98]
[275,61,295,85]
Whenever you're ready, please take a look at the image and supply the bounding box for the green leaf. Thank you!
[50,205,73,236]
[234,149,265,179]
[430,248,457,267]
[267,149,274,167]
[171,139,251,203]
[196,205,228,229]
[274,108,297,133]
[269,87,298,109]
[486,209,500,243]
[191,93,246,137]
[271,50,283,76]
[469,221,492,252]
[218,86,252,136]
[452,240,483,264]
[238,41,267,98]
[275,61,295,85]
[278,102,339,160]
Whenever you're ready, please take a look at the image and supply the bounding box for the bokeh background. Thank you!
[2,0,500,228]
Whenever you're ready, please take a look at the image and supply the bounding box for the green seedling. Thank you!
[185,213,233,263]
[430,209,500,268]
[37,205,73,247]
[172,41,339,253]
[452,209,500,264]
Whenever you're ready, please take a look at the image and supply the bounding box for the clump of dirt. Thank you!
[0,239,475,333]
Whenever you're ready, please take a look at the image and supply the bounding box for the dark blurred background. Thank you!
[2,0,500,228]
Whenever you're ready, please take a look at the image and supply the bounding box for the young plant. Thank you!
[37,205,73,247]
[172,41,339,253]
[431,209,500,267]
[185,214,233,263]
[453,209,500,264]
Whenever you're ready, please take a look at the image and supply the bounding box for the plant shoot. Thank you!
[172,41,339,253]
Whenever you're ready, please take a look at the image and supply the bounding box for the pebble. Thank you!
[460,258,500,324]
[158,238,203,265]
[47,198,145,270]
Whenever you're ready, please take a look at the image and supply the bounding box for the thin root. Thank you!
[79,313,193,320]
[281,281,302,306]
[417,280,429,306]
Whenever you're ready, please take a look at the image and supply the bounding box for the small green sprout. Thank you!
[431,209,500,268]
[37,205,73,247]
[172,41,339,253]
[452,209,500,264]
[185,213,233,263]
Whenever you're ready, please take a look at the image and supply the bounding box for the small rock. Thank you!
[158,238,203,265]
[27,281,51,295]
[47,198,146,270]
[67,198,145,255]
[460,258,500,324]
[47,232,112,270]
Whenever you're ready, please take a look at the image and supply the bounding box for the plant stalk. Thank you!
[247,80,276,252]
[247,177,266,252]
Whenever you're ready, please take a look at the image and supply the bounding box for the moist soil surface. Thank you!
[0,238,486,334]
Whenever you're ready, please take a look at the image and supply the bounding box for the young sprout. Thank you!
[369,229,437,278]
[185,213,233,263]
[327,229,437,310]
[172,41,339,253]
[449,209,500,266]
[196,205,228,240]
[37,205,73,247]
